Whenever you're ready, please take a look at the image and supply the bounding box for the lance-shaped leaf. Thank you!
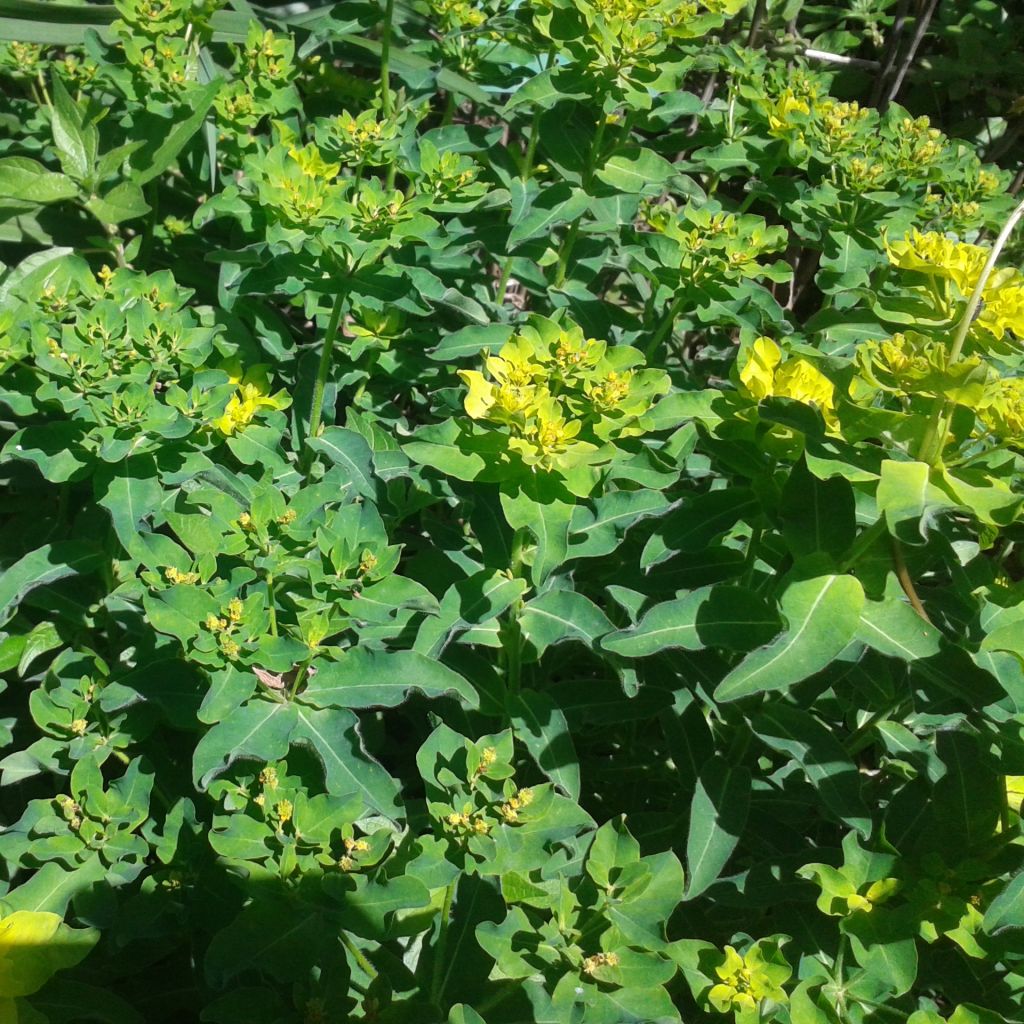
[300,648,478,709]
[508,689,580,799]
[714,575,864,702]
[500,477,575,587]
[685,757,750,900]
[519,588,613,656]
[604,585,780,658]
[753,705,871,835]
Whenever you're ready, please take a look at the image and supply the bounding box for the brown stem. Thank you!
[884,0,940,109]
[891,536,931,623]
[871,0,910,109]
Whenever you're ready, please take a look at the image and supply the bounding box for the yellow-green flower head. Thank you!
[978,377,1024,442]
[765,90,810,137]
[508,397,586,470]
[885,230,988,295]
[707,943,790,1016]
[738,336,838,431]
[212,359,291,436]
[978,279,1024,341]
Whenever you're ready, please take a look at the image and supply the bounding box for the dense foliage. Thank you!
[1,0,1024,1021]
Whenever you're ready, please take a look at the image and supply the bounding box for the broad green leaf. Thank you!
[595,147,676,194]
[685,757,750,900]
[292,706,402,820]
[714,575,865,702]
[779,457,856,561]
[603,585,780,658]
[192,700,297,790]
[49,74,96,182]
[507,184,589,249]
[857,597,941,660]
[0,157,78,205]
[309,426,377,499]
[300,648,479,709]
[129,78,221,186]
[983,871,1024,935]
[753,704,871,835]
[500,478,575,587]
[508,689,580,799]
[519,588,613,655]
[86,181,150,225]
[0,542,104,626]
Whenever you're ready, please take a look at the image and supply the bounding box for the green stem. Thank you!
[839,517,888,572]
[430,880,457,1006]
[379,0,395,119]
[644,291,686,360]
[341,931,378,981]
[266,574,278,636]
[553,115,608,287]
[305,287,347,464]
[917,194,1024,465]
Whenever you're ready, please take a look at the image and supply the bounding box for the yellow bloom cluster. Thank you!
[738,337,838,431]
[497,787,534,823]
[582,950,620,974]
[164,566,200,585]
[886,230,1024,342]
[458,317,669,473]
[212,360,291,436]
[978,378,1024,441]
[707,945,789,1016]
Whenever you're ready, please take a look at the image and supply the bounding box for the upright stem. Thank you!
[379,0,395,120]
[916,194,1024,465]
[495,108,544,304]
[553,116,608,287]
[306,287,347,460]
[644,292,686,360]
[430,880,457,1007]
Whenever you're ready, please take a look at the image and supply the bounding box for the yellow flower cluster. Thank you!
[497,787,534,823]
[582,951,620,974]
[978,378,1024,441]
[204,599,245,660]
[164,566,200,585]
[212,360,291,436]
[459,319,669,472]
[738,337,838,431]
[708,945,789,1015]
[886,230,1024,342]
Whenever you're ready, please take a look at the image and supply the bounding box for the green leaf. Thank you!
[753,704,871,835]
[779,458,856,561]
[192,700,297,790]
[430,324,515,362]
[49,74,96,182]
[95,457,164,552]
[292,706,402,820]
[714,575,865,702]
[309,426,378,500]
[507,183,589,249]
[129,78,222,186]
[843,912,918,996]
[685,757,750,900]
[603,585,780,658]
[0,542,104,626]
[500,478,575,587]
[857,597,941,660]
[519,588,613,655]
[300,648,479,709]
[595,147,676,194]
[0,157,78,204]
[86,181,151,225]
[508,689,580,799]
[983,871,1024,935]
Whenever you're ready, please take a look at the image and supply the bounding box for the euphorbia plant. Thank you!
[2,0,1024,1022]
